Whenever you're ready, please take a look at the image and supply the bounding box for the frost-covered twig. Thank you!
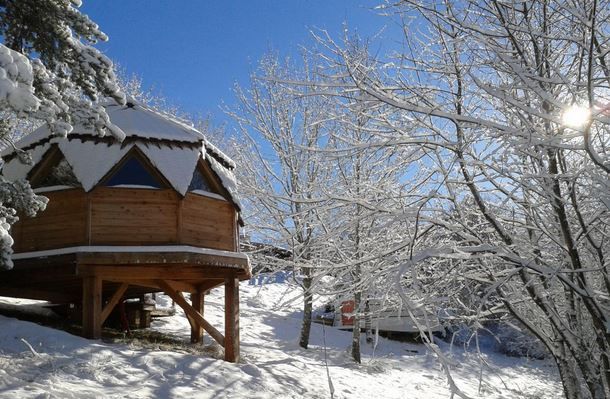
[20,338,40,358]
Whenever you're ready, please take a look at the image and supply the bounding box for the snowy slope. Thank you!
[0,280,561,398]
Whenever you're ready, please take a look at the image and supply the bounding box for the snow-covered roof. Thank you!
[2,99,205,153]
[1,100,241,208]
[96,102,205,142]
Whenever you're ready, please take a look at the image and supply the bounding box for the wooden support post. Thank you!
[224,276,240,363]
[191,291,204,343]
[82,275,102,339]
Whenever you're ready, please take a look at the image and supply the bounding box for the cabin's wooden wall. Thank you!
[89,188,179,245]
[11,189,88,252]
[11,188,238,253]
[181,193,237,251]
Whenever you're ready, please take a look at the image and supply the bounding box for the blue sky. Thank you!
[81,1,396,123]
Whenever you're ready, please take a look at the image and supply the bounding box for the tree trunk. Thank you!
[556,352,582,399]
[299,273,313,349]
[351,290,361,363]
[364,299,372,344]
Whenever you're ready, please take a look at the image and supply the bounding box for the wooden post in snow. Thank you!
[224,276,240,363]
[191,290,204,343]
[82,275,102,339]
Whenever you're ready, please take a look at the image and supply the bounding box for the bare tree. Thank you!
[324,95,416,363]
[228,54,334,349]
[301,1,610,397]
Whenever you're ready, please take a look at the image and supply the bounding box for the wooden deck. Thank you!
[0,246,250,362]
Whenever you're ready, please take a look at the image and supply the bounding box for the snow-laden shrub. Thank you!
[444,320,547,360]
[490,321,548,360]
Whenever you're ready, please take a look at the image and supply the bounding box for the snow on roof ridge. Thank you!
[4,101,214,154]
[5,99,205,149]
[104,96,202,141]
[203,138,236,170]
[132,101,205,141]
[1,126,49,157]
[204,148,241,210]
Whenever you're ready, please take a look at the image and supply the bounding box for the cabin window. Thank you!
[36,158,80,188]
[188,167,216,193]
[105,156,163,188]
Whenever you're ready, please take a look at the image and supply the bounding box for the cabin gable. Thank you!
[99,146,171,189]
[28,145,81,189]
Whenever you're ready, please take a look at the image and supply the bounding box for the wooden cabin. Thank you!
[0,100,250,362]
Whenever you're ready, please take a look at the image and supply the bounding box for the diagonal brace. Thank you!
[156,279,225,347]
[101,283,128,324]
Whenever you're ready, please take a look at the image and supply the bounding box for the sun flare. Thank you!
[562,104,591,128]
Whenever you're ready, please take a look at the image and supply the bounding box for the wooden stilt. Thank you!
[224,276,240,363]
[82,275,102,339]
[191,291,204,343]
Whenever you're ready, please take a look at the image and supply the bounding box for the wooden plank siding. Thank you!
[89,188,179,245]
[11,187,238,253]
[12,188,88,252]
[181,193,237,251]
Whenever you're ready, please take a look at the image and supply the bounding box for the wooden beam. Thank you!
[82,276,102,339]
[224,276,240,363]
[77,251,249,270]
[11,256,78,270]
[0,286,77,303]
[197,279,224,293]
[156,279,225,347]
[1,263,78,283]
[191,291,204,343]
[102,278,197,293]
[78,264,244,280]
[100,283,128,324]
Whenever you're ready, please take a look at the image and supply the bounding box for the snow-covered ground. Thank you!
[0,280,562,398]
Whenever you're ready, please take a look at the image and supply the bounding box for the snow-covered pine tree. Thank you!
[0,0,125,269]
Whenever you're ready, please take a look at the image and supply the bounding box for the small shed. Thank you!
[0,100,250,362]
